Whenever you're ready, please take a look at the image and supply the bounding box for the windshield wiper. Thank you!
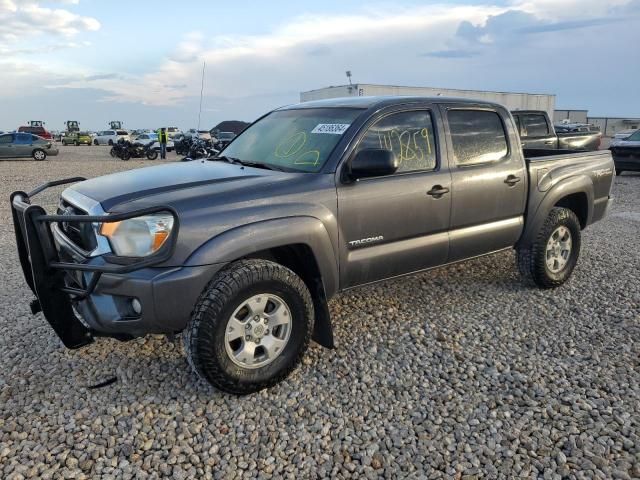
[211,156,287,171]
[210,155,242,165]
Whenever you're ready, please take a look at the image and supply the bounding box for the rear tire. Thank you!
[517,207,581,289]
[74,141,79,146]
[109,147,116,158]
[121,150,131,161]
[108,139,113,146]
[32,149,47,161]
[184,259,314,395]
[146,150,158,160]
[616,169,622,176]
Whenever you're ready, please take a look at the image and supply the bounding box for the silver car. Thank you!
[0,132,59,160]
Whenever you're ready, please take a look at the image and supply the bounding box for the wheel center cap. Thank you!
[252,324,265,338]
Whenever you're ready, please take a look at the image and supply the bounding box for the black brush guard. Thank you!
[10,177,178,349]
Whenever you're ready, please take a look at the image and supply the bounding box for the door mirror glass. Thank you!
[349,149,398,180]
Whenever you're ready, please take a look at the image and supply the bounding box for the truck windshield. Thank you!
[221,108,362,172]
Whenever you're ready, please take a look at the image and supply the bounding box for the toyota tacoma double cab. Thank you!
[11,97,614,394]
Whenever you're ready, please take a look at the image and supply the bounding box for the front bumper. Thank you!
[10,178,215,349]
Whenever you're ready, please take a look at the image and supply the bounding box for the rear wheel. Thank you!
[616,169,623,176]
[108,139,113,146]
[74,141,79,146]
[146,150,158,160]
[109,147,116,158]
[184,259,314,394]
[32,149,47,161]
[121,150,131,161]
[517,207,581,288]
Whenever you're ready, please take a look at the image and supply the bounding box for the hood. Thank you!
[67,160,283,211]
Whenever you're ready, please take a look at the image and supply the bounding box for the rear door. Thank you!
[516,112,557,149]
[0,133,14,157]
[337,106,452,287]
[441,105,527,262]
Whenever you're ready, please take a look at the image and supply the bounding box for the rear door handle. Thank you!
[544,140,555,145]
[504,175,521,186]
[427,185,450,198]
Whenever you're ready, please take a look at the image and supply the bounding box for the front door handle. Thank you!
[544,140,555,145]
[504,175,521,186]
[427,185,450,198]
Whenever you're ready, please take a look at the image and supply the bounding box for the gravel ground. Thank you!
[0,146,639,479]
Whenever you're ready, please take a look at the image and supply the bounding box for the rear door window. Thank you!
[448,110,508,166]
[0,134,12,144]
[522,114,549,137]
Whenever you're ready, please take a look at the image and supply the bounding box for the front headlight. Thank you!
[100,213,174,257]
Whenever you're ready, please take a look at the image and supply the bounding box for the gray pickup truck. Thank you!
[11,97,614,394]
[511,110,602,151]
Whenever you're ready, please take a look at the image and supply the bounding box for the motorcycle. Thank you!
[113,140,158,161]
[180,138,219,161]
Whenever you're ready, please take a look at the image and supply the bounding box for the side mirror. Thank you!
[348,149,398,180]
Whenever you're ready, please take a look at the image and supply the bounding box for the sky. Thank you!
[0,0,639,131]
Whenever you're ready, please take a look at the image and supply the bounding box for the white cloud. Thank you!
[0,0,99,45]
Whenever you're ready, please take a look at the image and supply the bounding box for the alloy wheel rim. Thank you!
[224,293,292,369]
[545,226,572,273]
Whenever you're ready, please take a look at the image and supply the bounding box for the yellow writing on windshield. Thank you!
[275,132,307,158]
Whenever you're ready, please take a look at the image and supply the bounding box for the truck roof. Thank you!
[281,96,506,111]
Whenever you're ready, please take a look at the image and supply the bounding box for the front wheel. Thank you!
[121,150,131,161]
[109,147,116,158]
[517,207,581,288]
[616,169,623,176]
[184,259,314,394]
[32,149,47,161]
[94,139,99,145]
[146,150,158,160]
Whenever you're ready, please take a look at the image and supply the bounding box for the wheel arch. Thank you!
[519,175,593,247]
[185,217,339,348]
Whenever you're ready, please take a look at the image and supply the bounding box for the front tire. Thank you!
[146,150,158,160]
[94,139,99,145]
[184,259,314,394]
[517,207,581,288]
[32,149,47,161]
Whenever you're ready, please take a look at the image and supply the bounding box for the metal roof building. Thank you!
[300,83,556,117]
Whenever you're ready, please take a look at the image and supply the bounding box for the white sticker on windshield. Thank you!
[311,123,351,135]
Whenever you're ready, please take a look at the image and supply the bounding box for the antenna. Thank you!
[346,70,353,86]
[197,61,206,131]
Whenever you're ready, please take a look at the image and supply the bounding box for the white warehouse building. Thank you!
[300,83,556,117]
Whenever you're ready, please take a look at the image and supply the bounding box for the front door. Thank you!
[13,133,34,157]
[337,108,451,288]
[442,105,527,262]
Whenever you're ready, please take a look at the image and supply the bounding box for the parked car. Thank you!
[609,129,640,175]
[62,131,93,146]
[0,132,58,160]
[17,124,53,141]
[10,97,614,394]
[93,130,130,145]
[215,131,236,149]
[511,110,601,150]
[612,129,637,141]
[167,127,181,139]
[133,133,174,152]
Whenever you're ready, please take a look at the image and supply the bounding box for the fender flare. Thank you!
[185,216,339,348]
[519,174,594,247]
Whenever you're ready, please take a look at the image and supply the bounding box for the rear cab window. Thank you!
[447,109,509,166]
